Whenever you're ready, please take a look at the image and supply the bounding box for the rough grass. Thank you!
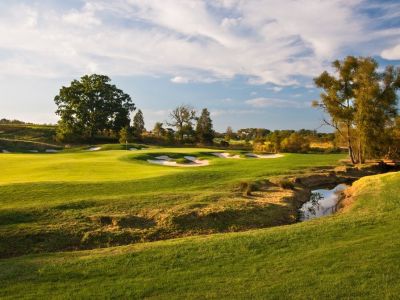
[0,172,399,299]
[0,149,344,256]
[0,124,56,141]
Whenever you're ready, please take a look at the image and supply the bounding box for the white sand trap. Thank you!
[148,155,209,167]
[212,152,241,159]
[28,150,39,153]
[245,153,283,159]
[129,148,138,151]
[87,147,101,151]
[2,150,10,153]
[183,156,209,164]
[45,149,59,153]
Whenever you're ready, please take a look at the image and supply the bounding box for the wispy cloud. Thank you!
[0,0,399,85]
[245,97,305,108]
[170,76,190,84]
[211,109,262,117]
[266,86,283,92]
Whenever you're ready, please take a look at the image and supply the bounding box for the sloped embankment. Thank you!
[0,163,396,258]
[2,172,400,298]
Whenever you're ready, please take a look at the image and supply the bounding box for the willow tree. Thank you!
[313,56,400,164]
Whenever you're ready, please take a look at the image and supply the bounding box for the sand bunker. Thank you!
[148,155,209,167]
[2,150,10,153]
[129,148,138,151]
[87,147,101,151]
[28,150,39,153]
[245,153,283,158]
[212,152,241,159]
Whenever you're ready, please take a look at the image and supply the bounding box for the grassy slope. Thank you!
[0,124,60,151]
[0,124,56,143]
[0,149,343,256]
[1,172,399,299]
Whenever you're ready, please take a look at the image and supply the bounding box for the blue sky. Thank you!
[0,0,400,131]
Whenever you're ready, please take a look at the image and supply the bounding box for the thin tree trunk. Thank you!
[347,123,356,164]
[358,137,363,165]
[348,145,356,164]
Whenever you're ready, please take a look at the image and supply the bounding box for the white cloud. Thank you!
[0,0,399,84]
[381,44,400,60]
[221,17,242,29]
[266,86,283,92]
[245,97,303,108]
[170,76,190,84]
[62,3,102,27]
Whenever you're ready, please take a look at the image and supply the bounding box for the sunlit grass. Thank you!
[1,172,399,299]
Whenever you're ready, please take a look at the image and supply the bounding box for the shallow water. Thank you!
[299,184,348,221]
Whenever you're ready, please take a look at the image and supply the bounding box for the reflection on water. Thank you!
[299,184,348,221]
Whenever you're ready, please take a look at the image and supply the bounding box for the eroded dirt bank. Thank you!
[1,163,398,258]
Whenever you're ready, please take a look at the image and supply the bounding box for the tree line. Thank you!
[51,75,333,151]
[53,74,216,145]
[51,59,400,164]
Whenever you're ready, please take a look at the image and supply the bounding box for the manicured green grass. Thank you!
[0,148,344,256]
[1,172,399,299]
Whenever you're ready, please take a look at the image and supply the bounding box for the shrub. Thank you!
[220,140,230,147]
[281,133,310,153]
[278,179,295,190]
[240,181,256,196]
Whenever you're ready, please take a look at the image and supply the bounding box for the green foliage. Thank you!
[118,127,133,144]
[167,105,196,143]
[237,128,271,142]
[0,118,29,125]
[132,109,145,140]
[224,126,235,141]
[152,122,166,137]
[195,108,214,144]
[386,116,400,159]
[220,140,229,147]
[54,74,135,142]
[281,133,310,153]
[314,56,400,163]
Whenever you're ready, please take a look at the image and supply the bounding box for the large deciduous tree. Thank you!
[313,56,400,164]
[167,105,196,143]
[195,108,214,144]
[54,74,135,142]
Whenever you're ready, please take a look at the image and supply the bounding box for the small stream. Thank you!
[299,184,349,221]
